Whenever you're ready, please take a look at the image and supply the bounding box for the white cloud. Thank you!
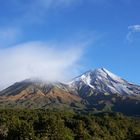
[126,25,140,42]
[128,25,140,32]
[0,41,83,90]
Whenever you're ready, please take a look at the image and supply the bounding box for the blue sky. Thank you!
[0,0,140,88]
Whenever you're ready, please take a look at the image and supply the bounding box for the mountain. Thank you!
[0,68,140,115]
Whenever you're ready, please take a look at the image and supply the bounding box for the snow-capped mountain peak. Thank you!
[69,68,124,85]
[68,68,140,96]
[93,68,125,83]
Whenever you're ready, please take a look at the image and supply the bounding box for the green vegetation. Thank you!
[0,109,140,140]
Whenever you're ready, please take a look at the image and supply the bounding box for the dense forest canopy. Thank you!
[0,109,140,140]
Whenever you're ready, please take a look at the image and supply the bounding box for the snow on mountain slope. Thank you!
[68,68,140,96]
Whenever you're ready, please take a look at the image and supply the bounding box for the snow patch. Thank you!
[80,74,95,89]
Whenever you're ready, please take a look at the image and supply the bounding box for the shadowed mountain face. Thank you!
[0,68,140,115]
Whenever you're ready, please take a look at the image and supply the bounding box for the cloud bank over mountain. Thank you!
[0,41,83,89]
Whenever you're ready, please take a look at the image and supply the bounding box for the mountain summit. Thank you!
[68,68,140,97]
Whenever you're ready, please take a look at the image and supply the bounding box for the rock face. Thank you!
[0,68,140,115]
